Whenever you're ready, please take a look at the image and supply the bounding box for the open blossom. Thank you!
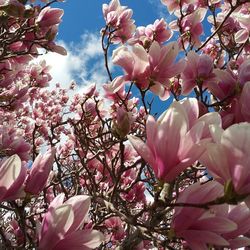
[0,155,26,202]
[105,217,125,241]
[38,194,104,250]
[181,51,217,95]
[102,0,135,43]
[111,41,185,100]
[172,181,238,249]
[29,60,52,88]
[201,122,250,196]
[128,98,221,182]
[128,18,172,46]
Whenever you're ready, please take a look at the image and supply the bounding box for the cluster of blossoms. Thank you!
[1,0,250,249]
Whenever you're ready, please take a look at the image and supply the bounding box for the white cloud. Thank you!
[38,31,111,93]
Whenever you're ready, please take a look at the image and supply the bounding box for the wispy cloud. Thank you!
[148,0,175,23]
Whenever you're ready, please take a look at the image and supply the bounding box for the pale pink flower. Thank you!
[112,106,133,139]
[29,60,52,88]
[238,59,250,86]
[222,203,250,249]
[234,13,250,44]
[102,0,135,43]
[148,18,172,43]
[36,7,64,27]
[180,8,207,48]
[129,18,172,46]
[0,126,31,161]
[147,41,185,100]
[128,98,221,182]
[112,43,149,86]
[25,147,55,195]
[0,155,26,202]
[201,122,250,195]
[160,0,184,15]
[172,181,237,249]
[81,83,96,97]
[111,41,185,100]
[239,81,250,122]
[211,68,237,100]
[38,194,104,250]
[181,51,216,95]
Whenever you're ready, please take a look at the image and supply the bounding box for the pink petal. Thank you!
[192,217,237,233]
[180,230,229,247]
[65,195,91,234]
[228,237,250,248]
[127,135,155,170]
[39,204,74,250]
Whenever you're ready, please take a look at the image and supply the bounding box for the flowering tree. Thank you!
[1,0,250,249]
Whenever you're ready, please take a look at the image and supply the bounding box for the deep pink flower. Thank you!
[105,217,125,241]
[128,98,221,182]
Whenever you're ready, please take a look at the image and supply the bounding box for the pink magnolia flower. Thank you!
[105,217,125,241]
[172,181,237,249]
[111,41,185,100]
[210,68,237,101]
[128,98,221,182]
[129,18,172,46]
[181,51,217,95]
[102,0,135,43]
[234,12,250,44]
[239,81,250,122]
[201,122,250,196]
[0,125,31,161]
[38,194,104,250]
[160,0,190,15]
[181,8,207,48]
[36,7,64,27]
[29,60,52,88]
[222,203,250,248]
[112,106,134,139]
[0,155,26,202]
[25,147,55,195]
[238,59,250,86]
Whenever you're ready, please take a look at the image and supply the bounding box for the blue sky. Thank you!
[43,1,168,88]
[55,0,166,43]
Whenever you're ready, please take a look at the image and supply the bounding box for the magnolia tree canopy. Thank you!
[1,0,250,249]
